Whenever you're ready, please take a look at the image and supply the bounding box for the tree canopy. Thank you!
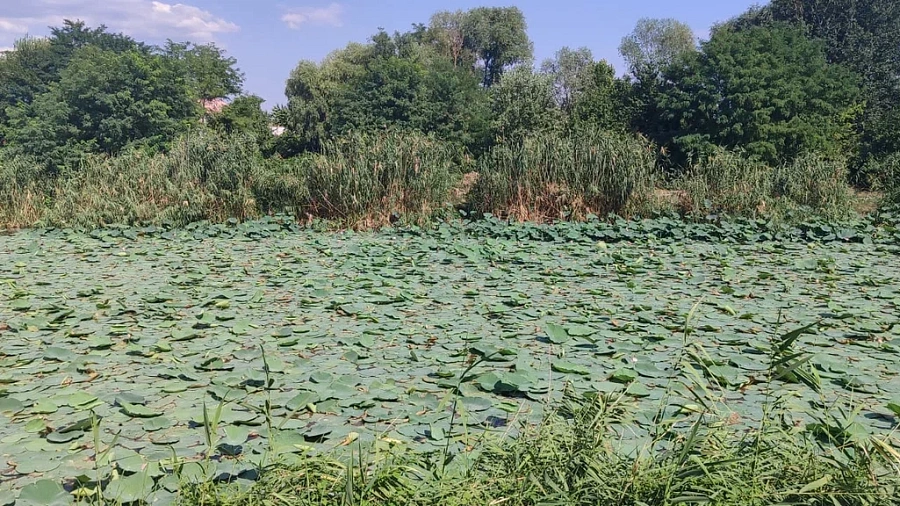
[654,23,860,166]
[0,4,897,183]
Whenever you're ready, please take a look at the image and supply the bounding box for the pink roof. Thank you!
[200,98,228,114]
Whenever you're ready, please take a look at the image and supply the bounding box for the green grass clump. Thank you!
[676,147,774,217]
[178,320,900,506]
[301,131,456,227]
[678,148,857,219]
[1,130,263,229]
[0,152,47,228]
[771,152,855,219]
[181,391,900,506]
[469,129,659,221]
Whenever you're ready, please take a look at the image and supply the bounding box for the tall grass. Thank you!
[0,152,47,227]
[0,130,880,230]
[301,131,456,227]
[0,130,262,229]
[47,130,261,228]
[676,147,773,217]
[772,152,855,219]
[469,129,659,221]
[0,130,455,230]
[677,148,856,219]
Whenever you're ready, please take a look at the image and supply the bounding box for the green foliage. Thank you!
[540,48,631,133]
[772,153,855,218]
[470,129,658,220]
[462,6,533,87]
[207,95,270,139]
[302,131,455,225]
[274,60,333,154]
[428,10,471,69]
[656,23,860,167]
[0,130,261,228]
[488,66,560,143]
[4,46,197,170]
[161,40,244,100]
[0,38,56,140]
[724,0,900,167]
[277,26,491,158]
[678,147,855,219]
[0,151,48,227]
[619,17,697,76]
[677,147,773,217]
[46,130,260,227]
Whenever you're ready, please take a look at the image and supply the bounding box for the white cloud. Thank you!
[282,3,344,29]
[0,0,238,47]
[0,19,29,34]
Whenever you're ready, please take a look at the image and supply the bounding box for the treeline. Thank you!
[1,1,898,229]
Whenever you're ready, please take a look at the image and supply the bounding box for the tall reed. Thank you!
[469,129,658,221]
[301,131,456,227]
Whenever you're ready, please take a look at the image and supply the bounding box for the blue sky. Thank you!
[0,1,760,109]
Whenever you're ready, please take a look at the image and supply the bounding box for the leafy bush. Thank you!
[857,152,900,196]
[469,129,658,221]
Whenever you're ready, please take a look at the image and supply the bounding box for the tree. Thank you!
[462,7,533,87]
[161,41,244,100]
[411,55,490,153]
[540,47,594,110]
[619,18,696,77]
[4,46,197,170]
[721,0,900,164]
[489,66,559,142]
[0,37,56,144]
[655,23,860,167]
[277,24,490,156]
[569,61,632,132]
[208,95,269,138]
[540,48,630,132]
[275,61,332,154]
[0,21,146,142]
[429,10,469,68]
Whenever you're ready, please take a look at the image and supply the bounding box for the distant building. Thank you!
[200,98,228,115]
[270,126,285,136]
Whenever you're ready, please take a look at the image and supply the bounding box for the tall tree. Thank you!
[569,60,632,132]
[0,21,145,142]
[4,46,197,170]
[429,10,469,68]
[722,0,900,164]
[540,48,630,132]
[489,66,559,142]
[161,41,244,100]
[541,47,595,110]
[655,23,860,166]
[0,37,56,144]
[208,94,270,138]
[462,7,533,87]
[619,18,696,77]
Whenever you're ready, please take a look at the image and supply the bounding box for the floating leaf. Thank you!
[545,323,570,344]
[121,402,163,418]
[17,480,71,506]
